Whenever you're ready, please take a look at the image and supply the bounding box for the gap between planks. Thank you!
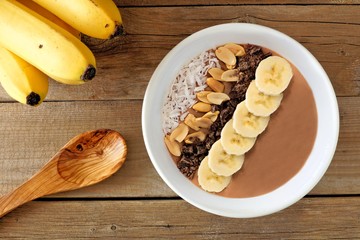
[35,194,360,201]
[114,1,360,8]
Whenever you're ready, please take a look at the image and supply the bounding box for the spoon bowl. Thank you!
[57,129,126,187]
[0,129,127,218]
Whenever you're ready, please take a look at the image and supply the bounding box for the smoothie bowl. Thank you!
[142,23,339,218]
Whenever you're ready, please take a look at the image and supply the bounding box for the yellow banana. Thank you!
[0,0,96,85]
[0,47,48,106]
[31,0,124,39]
[16,0,81,39]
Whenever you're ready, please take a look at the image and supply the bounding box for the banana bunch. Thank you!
[198,56,294,193]
[0,0,123,106]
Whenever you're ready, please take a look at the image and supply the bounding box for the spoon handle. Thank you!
[0,155,75,218]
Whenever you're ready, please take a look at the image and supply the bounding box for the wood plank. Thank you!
[116,0,360,6]
[0,97,358,197]
[0,5,358,102]
[313,96,360,194]
[0,197,359,238]
[0,101,174,198]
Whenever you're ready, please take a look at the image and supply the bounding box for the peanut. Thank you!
[224,43,245,57]
[184,131,207,144]
[206,77,224,93]
[221,69,239,82]
[184,113,200,131]
[192,102,212,113]
[207,92,230,105]
[196,91,212,104]
[169,123,189,142]
[215,47,236,65]
[208,68,224,81]
[203,111,220,122]
[235,48,246,57]
[164,135,181,156]
[194,117,213,128]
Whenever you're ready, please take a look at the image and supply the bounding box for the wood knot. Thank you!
[111,225,117,231]
[76,144,84,151]
[338,48,347,56]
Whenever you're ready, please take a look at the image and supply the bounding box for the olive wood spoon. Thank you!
[0,129,127,218]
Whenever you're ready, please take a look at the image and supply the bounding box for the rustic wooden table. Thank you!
[0,0,359,238]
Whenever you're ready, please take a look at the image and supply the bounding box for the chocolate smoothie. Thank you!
[191,62,318,198]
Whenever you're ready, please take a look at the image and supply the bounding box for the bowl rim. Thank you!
[142,23,339,218]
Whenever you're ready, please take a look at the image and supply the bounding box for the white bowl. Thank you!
[142,23,339,218]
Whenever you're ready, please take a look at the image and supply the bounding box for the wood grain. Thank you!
[0,97,357,197]
[0,198,359,238]
[0,2,358,238]
[0,5,358,102]
[116,0,360,6]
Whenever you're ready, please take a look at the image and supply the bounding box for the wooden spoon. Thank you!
[0,129,127,218]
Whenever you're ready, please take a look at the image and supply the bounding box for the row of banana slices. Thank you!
[198,55,294,193]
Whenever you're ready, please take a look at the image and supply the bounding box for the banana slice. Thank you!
[198,156,231,193]
[255,56,293,95]
[208,140,245,176]
[245,81,283,117]
[233,101,270,138]
[220,119,256,155]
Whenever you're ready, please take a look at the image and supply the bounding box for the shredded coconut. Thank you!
[162,50,220,134]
